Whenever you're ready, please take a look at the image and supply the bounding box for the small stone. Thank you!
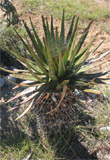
[74,89,84,97]
[8,66,15,70]
[74,89,80,96]
[7,75,16,83]
[99,126,110,132]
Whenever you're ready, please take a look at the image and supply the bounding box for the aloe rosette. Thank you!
[0,11,109,120]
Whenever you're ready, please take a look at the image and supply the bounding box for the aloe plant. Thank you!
[0,11,108,120]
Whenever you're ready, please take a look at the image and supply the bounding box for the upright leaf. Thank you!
[42,15,47,39]
[51,15,55,41]
[69,16,79,49]
[58,49,65,77]
[73,20,93,55]
[74,39,94,65]
[29,18,46,62]
[46,48,57,81]
[60,9,65,45]
[66,15,75,42]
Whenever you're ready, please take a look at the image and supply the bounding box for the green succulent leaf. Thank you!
[25,35,48,75]
[60,9,65,47]
[58,48,65,77]
[25,62,46,83]
[15,29,47,73]
[1,11,108,120]
[63,48,69,66]
[68,31,77,62]
[29,18,46,62]
[69,16,79,49]
[42,15,47,39]
[10,73,40,81]
[51,15,55,42]
[25,59,44,75]
[72,20,93,56]
[23,21,45,62]
[66,15,75,42]
[74,38,94,66]
[55,27,59,47]
[46,48,57,81]
[0,67,21,74]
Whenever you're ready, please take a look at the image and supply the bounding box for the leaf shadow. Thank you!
[29,99,99,160]
[0,103,27,148]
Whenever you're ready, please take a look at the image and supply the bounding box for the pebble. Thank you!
[99,126,110,132]
[7,75,16,83]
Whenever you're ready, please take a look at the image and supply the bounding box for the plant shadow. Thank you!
[50,108,98,159]
[30,101,99,160]
[0,103,27,148]
[48,129,98,160]
[1,94,99,159]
